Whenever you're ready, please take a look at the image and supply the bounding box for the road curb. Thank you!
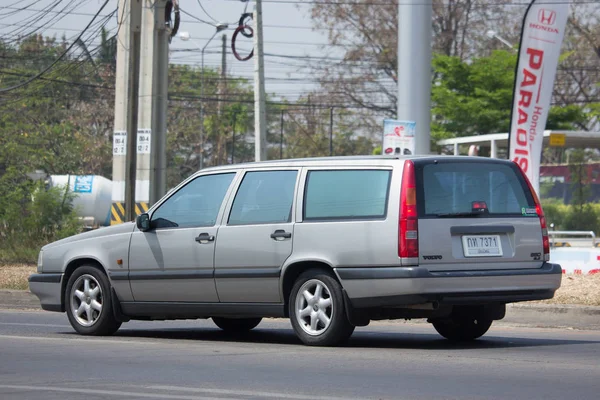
[0,289,41,310]
[504,303,600,330]
[1,289,599,330]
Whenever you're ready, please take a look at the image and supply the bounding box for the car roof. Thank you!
[196,155,513,173]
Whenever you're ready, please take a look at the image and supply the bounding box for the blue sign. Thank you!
[73,175,94,193]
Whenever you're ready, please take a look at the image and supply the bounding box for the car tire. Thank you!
[289,270,355,346]
[212,317,262,332]
[65,265,122,336]
[432,316,493,341]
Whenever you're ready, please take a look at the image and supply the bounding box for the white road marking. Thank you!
[0,384,240,400]
[147,385,356,400]
[0,384,358,400]
[0,334,141,346]
[0,334,288,354]
[0,322,69,328]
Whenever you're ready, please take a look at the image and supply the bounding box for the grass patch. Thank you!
[1,265,599,306]
[0,264,36,290]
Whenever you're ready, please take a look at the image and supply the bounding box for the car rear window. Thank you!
[304,170,391,220]
[418,162,535,217]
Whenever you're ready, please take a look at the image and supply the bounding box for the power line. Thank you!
[0,5,115,19]
[0,0,111,93]
[216,0,599,6]
[196,0,219,23]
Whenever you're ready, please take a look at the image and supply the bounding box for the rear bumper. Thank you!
[28,273,63,312]
[336,262,562,309]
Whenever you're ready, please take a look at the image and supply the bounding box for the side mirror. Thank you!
[136,213,151,232]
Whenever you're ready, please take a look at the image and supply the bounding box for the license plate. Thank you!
[462,235,503,257]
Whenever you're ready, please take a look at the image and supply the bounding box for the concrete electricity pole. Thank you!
[110,0,132,225]
[253,0,267,162]
[137,0,169,210]
[397,0,432,155]
[111,0,142,223]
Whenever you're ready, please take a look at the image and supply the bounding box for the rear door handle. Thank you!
[270,230,292,240]
[195,233,215,243]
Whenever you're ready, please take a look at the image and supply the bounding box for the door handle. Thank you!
[270,230,292,240]
[195,233,215,243]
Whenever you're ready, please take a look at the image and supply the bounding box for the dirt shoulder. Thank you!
[537,274,600,306]
[2,264,599,306]
[0,264,34,290]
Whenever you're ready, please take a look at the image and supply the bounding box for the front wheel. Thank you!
[65,265,121,336]
[289,270,355,346]
[432,316,492,341]
[212,317,262,332]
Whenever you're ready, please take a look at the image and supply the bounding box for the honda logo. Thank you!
[538,9,556,26]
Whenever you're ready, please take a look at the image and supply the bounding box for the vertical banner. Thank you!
[508,0,569,194]
[383,119,416,156]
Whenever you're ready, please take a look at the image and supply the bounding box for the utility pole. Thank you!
[151,1,169,205]
[218,33,227,118]
[397,0,432,155]
[253,0,267,162]
[329,107,333,156]
[124,0,142,222]
[231,112,237,164]
[136,0,169,210]
[280,109,284,159]
[111,0,132,225]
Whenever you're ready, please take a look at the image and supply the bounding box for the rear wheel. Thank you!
[289,270,355,346]
[432,315,493,341]
[212,317,262,332]
[65,265,121,336]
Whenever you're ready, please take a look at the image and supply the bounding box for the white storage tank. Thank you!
[49,175,112,227]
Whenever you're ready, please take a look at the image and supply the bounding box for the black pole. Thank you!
[329,107,333,156]
[280,109,284,159]
[232,112,237,164]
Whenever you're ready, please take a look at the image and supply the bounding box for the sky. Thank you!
[0,0,343,101]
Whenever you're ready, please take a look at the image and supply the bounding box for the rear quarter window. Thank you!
[417,162,535,217]
[304,169,391,221]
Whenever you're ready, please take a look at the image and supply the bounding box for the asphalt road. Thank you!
[0,310,599,400]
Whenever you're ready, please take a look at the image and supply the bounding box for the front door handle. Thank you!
[195,233,215,243]
[270,230,292,240]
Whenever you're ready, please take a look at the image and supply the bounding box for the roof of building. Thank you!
[438,130,600,149]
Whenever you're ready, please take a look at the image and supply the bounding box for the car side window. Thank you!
[304,169,391,220]
[151,173,235,229]
[228,170,298,225]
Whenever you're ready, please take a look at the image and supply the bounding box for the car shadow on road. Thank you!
[73,325,600,351]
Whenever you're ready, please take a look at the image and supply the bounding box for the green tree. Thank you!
[431,51,588,142]
[563,149,599,232]
[98,27,117,70]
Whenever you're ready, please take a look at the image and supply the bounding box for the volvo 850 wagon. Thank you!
[30,156,561,346]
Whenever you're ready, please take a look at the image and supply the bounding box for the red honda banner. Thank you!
[508,0,569,194]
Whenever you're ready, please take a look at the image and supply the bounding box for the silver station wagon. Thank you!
[29,156,562,346]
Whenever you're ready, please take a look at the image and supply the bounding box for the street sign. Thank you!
[382,120,416,156]
[549,133,566,147]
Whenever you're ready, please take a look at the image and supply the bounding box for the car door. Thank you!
[214,169,299,303]
[128,172,237,302]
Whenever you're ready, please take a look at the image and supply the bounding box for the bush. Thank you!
[541,199,600,234]
[563,204,600,233]
[0,178,81,264]
[541,199,566,230]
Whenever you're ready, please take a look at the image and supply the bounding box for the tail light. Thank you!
[399,160,419,260]
[514,163,550,261]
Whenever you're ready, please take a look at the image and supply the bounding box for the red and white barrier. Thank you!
[550,248,600,275]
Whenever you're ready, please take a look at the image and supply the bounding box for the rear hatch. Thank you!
[414,158,544,271]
